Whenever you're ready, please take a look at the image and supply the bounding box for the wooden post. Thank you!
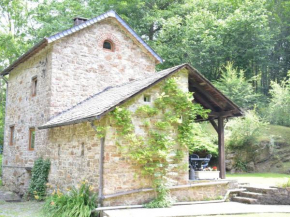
[218,116,225,179]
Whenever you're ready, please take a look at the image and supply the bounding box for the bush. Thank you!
[188,123,218,157]
[43,181,98,217]
[267,78,290,126]
[225,110,267,163]
[28,158,50,200]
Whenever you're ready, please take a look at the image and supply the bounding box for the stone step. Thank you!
[232,196,258,204]
[245,186,276,194]
[239,191,264,199]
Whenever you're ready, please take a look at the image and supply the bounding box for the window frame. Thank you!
[9,125,15,146]
[144,95,151,102]
[103,40,114,51]
[31,76,38,97]
[29,128,35,151]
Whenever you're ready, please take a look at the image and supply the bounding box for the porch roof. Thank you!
[39,63,243,130]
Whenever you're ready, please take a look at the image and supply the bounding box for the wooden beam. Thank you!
[209,110,236,117]
[209,119,218,133]
[190,82,225,109]
[218,116,225,179]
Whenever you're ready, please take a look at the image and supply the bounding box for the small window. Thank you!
[32,77,37,96]
[29,128,35,151]
[103,40,113,50]
[144,95,151,102]
[9,126,15,146]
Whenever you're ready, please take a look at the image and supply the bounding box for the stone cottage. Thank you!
[1,10,242,206]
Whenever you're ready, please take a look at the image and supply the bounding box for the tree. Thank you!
[213,62,261,110]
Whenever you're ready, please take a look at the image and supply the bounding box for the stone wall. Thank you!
[2,16,157,195]
[2,46,53,195]
[259,187,290,205]
[49,18,156,116]
[102,69,190,202]
[45,121,101,191]
[103,181,233,206]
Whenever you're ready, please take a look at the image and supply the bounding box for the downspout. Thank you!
[90,121,105,208]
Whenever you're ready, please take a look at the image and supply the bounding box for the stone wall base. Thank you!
[2,167,31,196]
[103,180,237,206]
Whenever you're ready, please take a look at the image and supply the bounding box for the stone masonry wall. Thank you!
[2,46,53,195]
[102,69,190,205]
[49,18,156,117]
[45,121,101,191]
[2,16,157,195]
[103,182,231,206]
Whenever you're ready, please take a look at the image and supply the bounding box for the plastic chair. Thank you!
[189,154,199,170]
[201,154,212,169]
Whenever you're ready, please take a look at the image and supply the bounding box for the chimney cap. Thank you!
[73,17,88,21]
[73,17,88,26]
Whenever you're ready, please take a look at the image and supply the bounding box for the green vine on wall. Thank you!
[109,77,209,207]
[28,157,51,200]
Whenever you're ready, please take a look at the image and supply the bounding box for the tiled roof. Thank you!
[39,64,186,129]
[0,10,163,75]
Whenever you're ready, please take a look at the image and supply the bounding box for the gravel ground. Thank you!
[0,201,44,217]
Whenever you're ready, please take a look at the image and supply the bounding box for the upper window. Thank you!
[29,128,35,151]
[103,40,114,51]
[9,126,15,146]
[144,95,151,102]
[32,77,37,97]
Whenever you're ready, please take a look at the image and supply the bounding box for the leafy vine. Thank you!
[108,77,209,207]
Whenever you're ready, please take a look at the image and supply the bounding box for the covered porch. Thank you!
[187,66,243,179]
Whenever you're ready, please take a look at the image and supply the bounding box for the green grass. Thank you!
[259,124,290,143]
[226,173,290,187]
[227,173,290,178]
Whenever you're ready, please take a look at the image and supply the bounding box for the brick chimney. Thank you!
[73,17,88,26]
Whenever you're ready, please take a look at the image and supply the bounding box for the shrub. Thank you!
[28,158,50,200]
[225,110,267,163]
[43,181,98,217]
[267,78,290,126]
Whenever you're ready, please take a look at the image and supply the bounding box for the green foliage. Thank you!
[234,159,248,172]
[213,62,260,110]
[135,105,158,117]
[226,110,267,163]
[144,184,173,208]
[43,181,98,217]
[267,77,290,127]
[0,154,2,177]
[277,178,290,188]
[28,158,51,200]
[109,77,209,207]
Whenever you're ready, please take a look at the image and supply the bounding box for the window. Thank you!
[9,126,15,146]
[29,128,35,151]
[32,77,37,96]
[144,95,151,102]
[103,40,113,51]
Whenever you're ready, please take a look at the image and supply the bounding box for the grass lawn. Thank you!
[227,173,290,187]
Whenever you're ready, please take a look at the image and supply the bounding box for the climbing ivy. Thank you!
[28,157,51,200]
[109,77,209,207]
